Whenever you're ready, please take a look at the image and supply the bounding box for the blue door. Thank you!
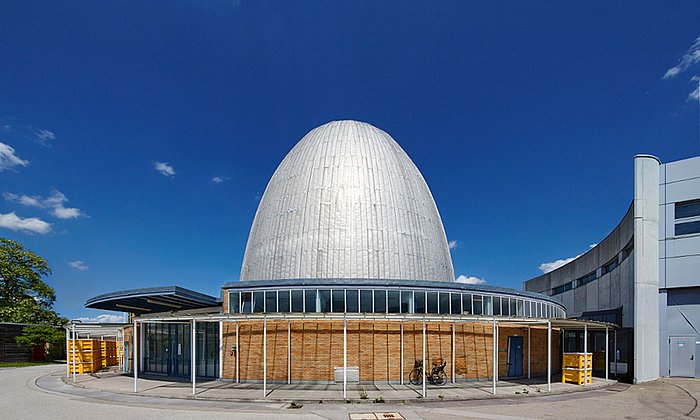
[507,336,524,377]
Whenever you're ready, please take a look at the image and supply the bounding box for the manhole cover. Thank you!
[349,413,404,420]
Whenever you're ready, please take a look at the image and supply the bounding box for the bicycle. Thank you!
[408,359,447,386]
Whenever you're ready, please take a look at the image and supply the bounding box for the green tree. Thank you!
[0,238,65,325]
[15,325,64,348]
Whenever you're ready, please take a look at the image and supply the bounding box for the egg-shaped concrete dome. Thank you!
[240,120,455,282]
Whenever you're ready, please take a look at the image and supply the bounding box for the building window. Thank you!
[676,220,700,236]
[414,291,425,314]
[318,289,331,312]
[387,291,400,313]
[602,258,618,275]
[229,292,240,314]
[493,296,501,316]
[675,198,700,219]
[462,293,472,315]
[439,293,450,314]
[517,299,524,317]
[331,289,345,313]
[278,290,290,312]
[291,290,303,312]
[360,290,373,312]
[427,292,438,314]
[304,289,317,312]
[265,290,277,313]
[253,291,264,313]
[675,199,700,236]
[374,290,386,313]
[472,294,483,315]
[577,271,597,287]
[400,290,413,313]
[552,281,574,295]
[483,295,492,316]
[241,292,253,313]
[346,290,359,313]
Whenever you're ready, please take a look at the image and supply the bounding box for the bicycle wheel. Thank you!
[433,370,447,386]
[409,368,423,385]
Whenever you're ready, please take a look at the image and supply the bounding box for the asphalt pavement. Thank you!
[1,364,698,419]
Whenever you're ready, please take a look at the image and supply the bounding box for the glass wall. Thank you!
[228,288,563,319]
[144,321,219,378]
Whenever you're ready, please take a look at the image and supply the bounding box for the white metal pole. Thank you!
[263,316,267,398]
[191,319,196,395]
[72,324,77,383]
[65,326,69,379]
[614,330,617,377]
[527,326,531,379]
[343,317,347,399]
[236,322,239,384]
[493,318,497,395]
[605,326,609,381]
[422,318,426,398]
[133,319,137,392]
[219,321,223,380]
[400,321,404,385]
[451,323,455,384]
[547,320,551,392]
[287,321,291,384]
[583,324,588,386]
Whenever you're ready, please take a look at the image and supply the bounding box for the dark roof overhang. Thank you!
[85,286,219,315]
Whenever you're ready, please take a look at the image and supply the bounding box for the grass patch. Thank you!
[0,361,58,368]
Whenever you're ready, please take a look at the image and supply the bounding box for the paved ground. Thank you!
[1,364,698,419]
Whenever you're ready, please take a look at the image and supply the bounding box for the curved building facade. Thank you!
[525,154,700,382]
[84,121,589,392]
[240,120,455,282]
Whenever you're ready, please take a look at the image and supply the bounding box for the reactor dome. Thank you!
[240,120,455,282]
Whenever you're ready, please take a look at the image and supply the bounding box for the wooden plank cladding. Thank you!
[221,320,560,383]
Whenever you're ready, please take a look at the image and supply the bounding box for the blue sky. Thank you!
[1,1,699,321]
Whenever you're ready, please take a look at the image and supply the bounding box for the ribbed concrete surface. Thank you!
[241,120,454,282]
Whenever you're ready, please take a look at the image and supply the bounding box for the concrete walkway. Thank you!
[66,368,613,403]
[4,365,698,419]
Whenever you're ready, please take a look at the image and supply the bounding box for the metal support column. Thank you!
[263,316,267,398]
[547,320,552,392]
[451,323,455,383]
[287,320,291,385]
[614,330,617,377]
[219,321,223,380]
[133,319,137,391]
[422,317,426,398]
[65,326,69,379]
[72,323,76,383]
[400,321,404,385]
[343,317,347,399]
[605,326,609,381]
[492,318,497,395]
[583,324,588,386]
[527,325,531,379]
[236,322,239,383]
[191,319,196,395]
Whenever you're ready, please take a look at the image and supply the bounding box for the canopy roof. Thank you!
[85,286,219,315]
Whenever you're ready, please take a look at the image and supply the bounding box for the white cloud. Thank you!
[211,176,230,184]
[154,161,176,177]
[76,314,126,324]
[32,128,55,144]
[663,36,700,79]
[455,274,487,285]
[448,240,458,249]
[538,250,589,273]
[4,190,85,219]
[0,212,52,234]
[0,142,29,171]
[690,76,700,101]
[68,260,89,271]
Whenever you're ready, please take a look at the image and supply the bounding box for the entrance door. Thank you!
[507,336,524,377]
[669,335,695,377]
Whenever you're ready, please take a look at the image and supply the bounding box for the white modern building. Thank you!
[524,154,700,383]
